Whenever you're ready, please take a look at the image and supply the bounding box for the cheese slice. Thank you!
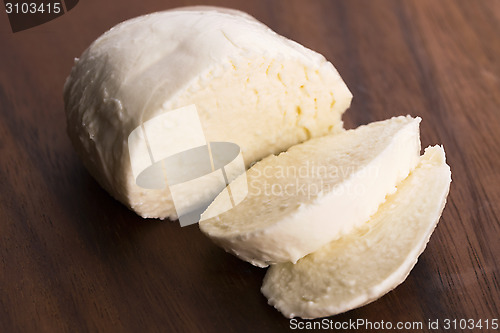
[261,146,451,319]
[199,116,421,267]
[63,6,352,219]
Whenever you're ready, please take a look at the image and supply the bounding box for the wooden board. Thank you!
[1,0,499,332]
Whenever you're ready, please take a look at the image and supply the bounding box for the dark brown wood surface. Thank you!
[1,0,499,332]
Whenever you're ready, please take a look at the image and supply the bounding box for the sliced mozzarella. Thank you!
[261,146,451,318]
[200,116,421,267]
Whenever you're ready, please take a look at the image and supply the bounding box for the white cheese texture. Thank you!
[199,116,421,267]
[261,146,451,319]
[63,6,352,219]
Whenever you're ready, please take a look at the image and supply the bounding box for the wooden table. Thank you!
[1,0,499,332]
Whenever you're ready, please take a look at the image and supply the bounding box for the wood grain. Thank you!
[0,0,499,332]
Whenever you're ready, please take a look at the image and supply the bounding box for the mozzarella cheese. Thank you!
[261,146,451,319]
[63,6,352,219]
[199,116,421,267]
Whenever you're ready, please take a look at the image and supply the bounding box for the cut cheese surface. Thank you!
[199,116,421,267]
[63,6,352,219]
[261,146,451,319]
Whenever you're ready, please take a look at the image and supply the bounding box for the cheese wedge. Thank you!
[63,6,352,219]
[261,146,451,319]
[199,116,421,267]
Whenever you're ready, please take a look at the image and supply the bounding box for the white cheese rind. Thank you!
[63,6,352,219]
[261,146,451,319]
[199,116,421,267]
